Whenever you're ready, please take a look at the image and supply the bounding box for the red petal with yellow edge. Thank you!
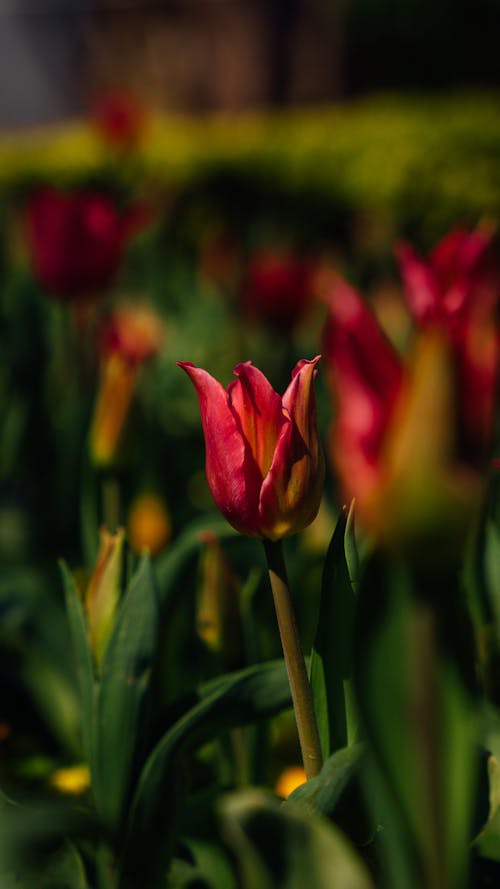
[228,361,286,479]
[259,358,324,540]
[177,363,261,535]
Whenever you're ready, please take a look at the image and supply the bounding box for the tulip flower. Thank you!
[323,266,497,552]
[177,357,325,541]
[396,226,500,460]
[91,90,148,150]
[90,303,164,468]
[25,188,148,301]
[180,357,325,779]
[322,276,404,504]
[241,249,314,332]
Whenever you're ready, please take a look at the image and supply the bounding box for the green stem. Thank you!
[102,475,121,532]
[263,538,323,779]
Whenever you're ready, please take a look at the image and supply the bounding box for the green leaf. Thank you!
[93,552,159,829]
[309,506,357,758]
[59,560,95,761]
[120,660,291,889]
[0,799,94,888]
[354,553,477,889]
[219,789,374,889]
[180,838,236,889]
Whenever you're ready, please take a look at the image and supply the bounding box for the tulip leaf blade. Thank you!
[119,660,291,889]
[219,788,374,889]
[354,552,477,889]
[59,559,95,762]
[93,552,159,830]
[309,506,357,759]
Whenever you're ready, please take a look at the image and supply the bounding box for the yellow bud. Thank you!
[128,493,171,555]
[89,353,136,468]
[196,534,243,667]
[85,526,125,666]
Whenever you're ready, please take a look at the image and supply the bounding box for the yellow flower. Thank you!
[275,765,307,799]
[50,764,90,795]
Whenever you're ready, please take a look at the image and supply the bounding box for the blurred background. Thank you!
[0,0,499,848]
[1,0,500,127]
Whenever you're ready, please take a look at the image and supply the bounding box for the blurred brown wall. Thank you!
[87,0,343,112]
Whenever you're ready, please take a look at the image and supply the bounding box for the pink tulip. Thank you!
[178,358,325,541]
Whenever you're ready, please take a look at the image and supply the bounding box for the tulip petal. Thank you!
[178,363,261,534]
[283,356,322,455]
[228,362,286,479]
[395,241,440,324]
[322,278,404,505]
[259,358,325,540]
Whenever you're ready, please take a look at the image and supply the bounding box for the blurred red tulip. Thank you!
[25,188,147,300]
[91,90,148,150]
[90,304,164,467]
[322,276,404,502]
[98,302,164,367]
[396,226,500,462]
[242,249,314,332]
[323,253,499,548]
[178,357,324,540]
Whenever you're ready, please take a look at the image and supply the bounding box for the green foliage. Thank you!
[309,503,358,757]
[1,90,500,889]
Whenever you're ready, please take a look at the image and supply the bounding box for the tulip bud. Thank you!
[178,357,325,541]
[196,532,244,667]
[127,492,171,555]
[85,526,125,667]
[89,303,164,467]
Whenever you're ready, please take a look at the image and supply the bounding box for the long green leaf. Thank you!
[219,789,374,889]
[59,560,95,761]
[93,553,159,829]
[354,553,477,889]
[309,506,357,758]
[120,660,291,889]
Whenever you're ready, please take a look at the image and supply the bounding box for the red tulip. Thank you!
[178,357,325,540]
[396,226,500,460]
[25,188,146,300]
[395,226,497,329]
[91,90,147,150]
[322,276,404,502]
[323,265,498,548]
[242,249,313,332]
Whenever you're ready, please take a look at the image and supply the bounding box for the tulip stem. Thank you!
[263,538,323,780]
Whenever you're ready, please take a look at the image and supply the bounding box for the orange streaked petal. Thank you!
[228,361,285,479]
